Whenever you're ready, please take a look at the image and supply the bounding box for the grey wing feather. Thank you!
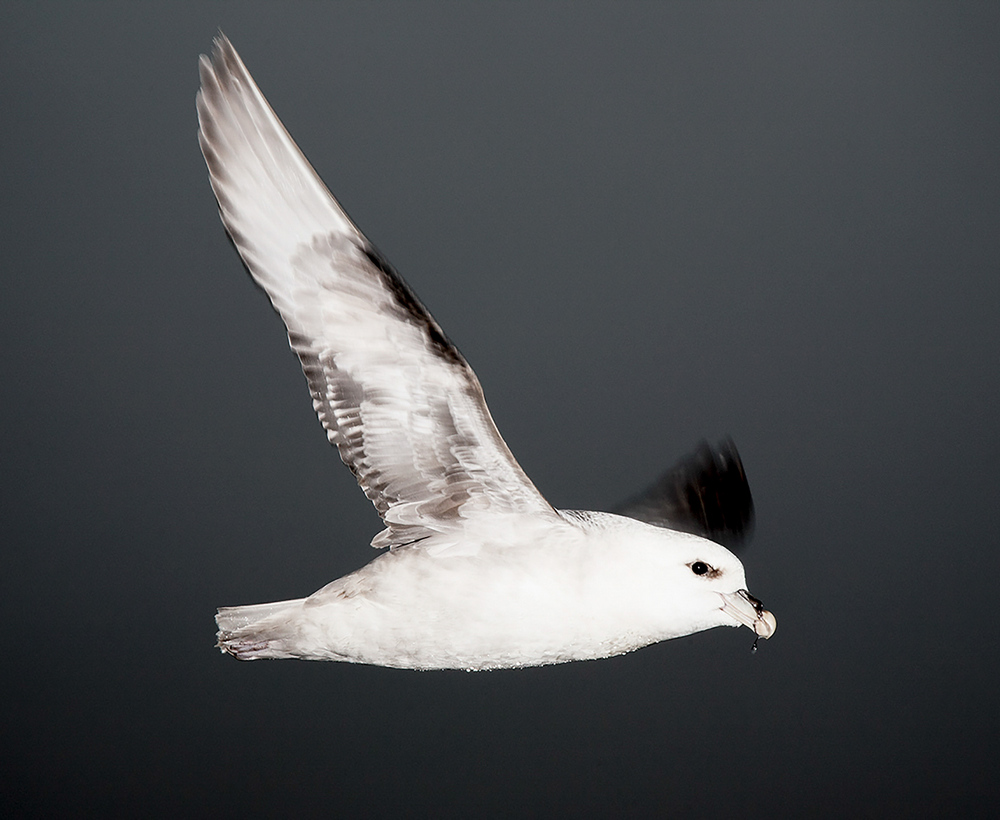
[612,438,755,550]
[197,35,555,549]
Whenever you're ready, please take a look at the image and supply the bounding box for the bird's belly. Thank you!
[298,549,654,670]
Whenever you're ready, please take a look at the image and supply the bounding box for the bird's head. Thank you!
[635,527,776,643]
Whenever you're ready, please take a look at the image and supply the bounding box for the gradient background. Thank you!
[3,3,998,817]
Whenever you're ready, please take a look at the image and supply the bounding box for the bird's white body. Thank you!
[217,512,754,669]
[198,36,774,670]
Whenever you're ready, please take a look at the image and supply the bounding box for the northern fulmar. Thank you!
[197,35,775,670]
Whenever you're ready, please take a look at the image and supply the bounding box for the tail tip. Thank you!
[216,632,279,661]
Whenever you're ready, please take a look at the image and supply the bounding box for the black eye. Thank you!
[691,561,710,576]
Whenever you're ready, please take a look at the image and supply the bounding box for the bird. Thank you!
[196,34,775,671]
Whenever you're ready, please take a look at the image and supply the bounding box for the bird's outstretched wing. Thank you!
[612,438,755,550]
[197,35,555,549]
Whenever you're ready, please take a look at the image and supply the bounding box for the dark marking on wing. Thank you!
[611,437,755,550]
[359,243,466,368]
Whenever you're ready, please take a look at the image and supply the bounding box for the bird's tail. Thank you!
[215,598,305,660]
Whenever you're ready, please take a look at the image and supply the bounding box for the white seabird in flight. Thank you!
[197,35,775,670]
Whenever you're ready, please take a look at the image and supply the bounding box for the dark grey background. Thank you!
[3,2,998,817]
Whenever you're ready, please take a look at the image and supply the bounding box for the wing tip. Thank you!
[612,437,756,550]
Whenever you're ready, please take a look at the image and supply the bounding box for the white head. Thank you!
[624,523,776,642]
